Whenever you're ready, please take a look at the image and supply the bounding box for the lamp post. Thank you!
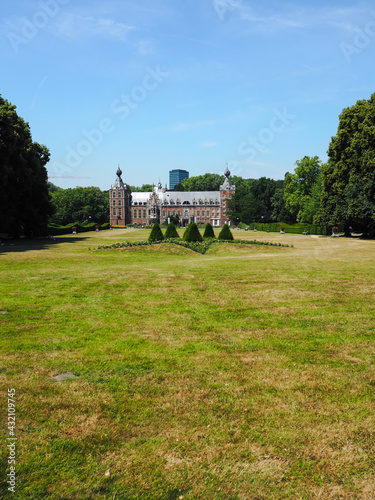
[261,216,264,231]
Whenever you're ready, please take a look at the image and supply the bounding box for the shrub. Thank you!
[218,224,234,240]
[203,222,215,239]
[148,223,164,242]
[182,221,194,241]
[164,222,179,239]
[184,222,203,242]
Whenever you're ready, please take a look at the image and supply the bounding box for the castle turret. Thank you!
[109,167,132,226]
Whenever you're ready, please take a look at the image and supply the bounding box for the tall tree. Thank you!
[0,95,53,237]
[320,93,375,236]
[284,156,321,223]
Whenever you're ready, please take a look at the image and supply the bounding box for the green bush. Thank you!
[203,222,215,238]
[182,221,194,241]
[218,224,234,240]
[184,222,203,242]
[148,223,164,242]
[164,222,179,239]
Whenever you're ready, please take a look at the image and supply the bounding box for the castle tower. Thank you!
[219,165,235,226]
[109,167,132,226]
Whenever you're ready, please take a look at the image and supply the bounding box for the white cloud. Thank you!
[201,141,217,147]
[230,3,370,33]
[56,14,134,41]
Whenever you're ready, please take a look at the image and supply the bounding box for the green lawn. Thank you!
[1,228,374,499]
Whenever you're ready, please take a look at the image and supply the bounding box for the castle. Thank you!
[109,167,235,227]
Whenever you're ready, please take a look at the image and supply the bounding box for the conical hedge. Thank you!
[182,221,194,241]
[203,222,215,238]
[184,222,203,242]
[218,223,233,240]
[148,223,164,241]
[164,222,179,239]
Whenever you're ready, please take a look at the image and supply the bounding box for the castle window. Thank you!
[143,210,146,218]
[113,208,116,216]
[138,210,142,218]
[162,211,166,217]
[197,210,200,216]
[206,210,209,216]
[118,192,122,197]
[112,200,116,206]
[118,200,121,206]
[134,210,137,218]
[118,208,122,216]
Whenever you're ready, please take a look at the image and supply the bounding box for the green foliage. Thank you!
[181,173,224,191]
[249,221,330,235]
[271,180,295,223]
[0,95,53,237]
[47,182,61,193]
[50,186,109,225]
[47,222,109,236]
[218,223,234,240]
[148,222,164,241]
[184,222,203,242]
[182,221,194,241]
[283,156,322,223]
[228,176,281,224]
[169,213,180,226]
[164,222,179,239]
[203,222,215,238]
[129,184,153,192]
[320,93,375,236]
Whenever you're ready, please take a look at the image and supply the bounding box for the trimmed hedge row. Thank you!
[46,222,110,236]
[96,238,292,254]
[249,222,333,235]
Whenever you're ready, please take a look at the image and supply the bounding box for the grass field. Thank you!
[1,228,375,499]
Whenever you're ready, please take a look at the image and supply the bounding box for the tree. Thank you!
[148,223,164,241]
[164,222,179,238]
[184,222,202,242]
[182,221,194,241]
[271,180,294,223]
[320,93,375,236]
[284,156,321,223]
[218,224,234,240]
[130,184,153,192]
[50,187,109,225]
[181,173,224,191]
[47,181,61,193]
[0,95,53,237]
[203,222,215,238]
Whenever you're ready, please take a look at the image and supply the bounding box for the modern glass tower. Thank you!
[169,169,189,190]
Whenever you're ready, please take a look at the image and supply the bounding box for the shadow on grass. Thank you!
[0,236,90,254]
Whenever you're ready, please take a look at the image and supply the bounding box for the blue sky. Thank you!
[1,0,375,190]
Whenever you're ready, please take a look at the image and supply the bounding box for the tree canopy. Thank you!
[181,173,224,191]
[320,93,375,236]
[0,95,53,237]
[50,186,109,225]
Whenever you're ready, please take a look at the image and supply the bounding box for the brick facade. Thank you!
[110,167,235,227]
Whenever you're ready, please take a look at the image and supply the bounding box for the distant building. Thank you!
[169,169,189,190]
[109,167,235,227]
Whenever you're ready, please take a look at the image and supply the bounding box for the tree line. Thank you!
[1,93,375,236]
